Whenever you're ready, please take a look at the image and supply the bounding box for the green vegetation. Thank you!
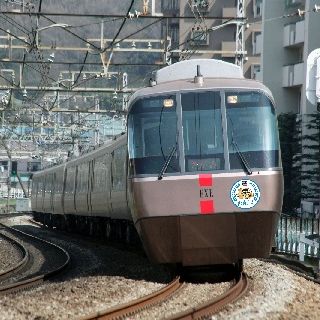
[278,113,301,213]
[0,199,16,206]
[278,113,320,215]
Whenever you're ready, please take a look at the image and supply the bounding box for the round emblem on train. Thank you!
[230,179,261,209]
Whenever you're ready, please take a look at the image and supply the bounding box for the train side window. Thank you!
[78,164,83,193]
[84,163,89,192]
[93,156,106,191]
[112,145,126,191]
[77,165,81,193]
[44,175,49,195]
[65,167,76,194]
[57,171,63,193]
[48,174,52,194]
[31,178,37,196]
[48,174,53,194]
[65,170,70,194]
[37,180,42,195]
[77,163,88,193]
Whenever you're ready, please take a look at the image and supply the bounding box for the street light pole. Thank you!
[36,23,70,47]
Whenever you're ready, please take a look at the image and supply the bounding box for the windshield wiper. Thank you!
[227,115,252,175]
[158,145,177,180]
[232,139,252,175]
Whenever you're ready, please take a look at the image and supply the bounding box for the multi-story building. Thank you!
[261,0,320,114]
[161,0,263,79]
[261,0,320,215]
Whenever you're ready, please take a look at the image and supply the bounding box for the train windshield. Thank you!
[128,90,280,176]
[181,91,224,172]
[226,91,280,169]
[128,95,179,175]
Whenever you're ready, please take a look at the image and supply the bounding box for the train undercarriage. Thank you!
[32,212,140,245]
[32,211,245,275]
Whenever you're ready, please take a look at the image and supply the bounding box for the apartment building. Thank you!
[261,0,320,114]
[161,0,263,79]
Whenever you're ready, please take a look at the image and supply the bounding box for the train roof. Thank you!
[156,59,243,83]
[128,59,274,108]
[128,77,274,107]
[65,133,126,167]
[32,161,65,178]
[33,134,127,176]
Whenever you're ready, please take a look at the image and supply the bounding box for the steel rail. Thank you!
[81,276,183,320]
[0,222,70,295]
[0,231,29,279]
[166,272,249,320]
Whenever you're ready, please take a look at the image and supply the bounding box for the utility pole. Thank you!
[0,141,12,213]
[94,98,100,145]
[235,0,245,69]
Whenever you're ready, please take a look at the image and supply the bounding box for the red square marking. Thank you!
[200,200,215,214]
[199,174,213,187]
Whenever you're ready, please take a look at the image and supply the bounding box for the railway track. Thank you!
[0,231,29,281]
[0,222,70,295]
[82,276,184,320]
[82,272,248,320]
[167,272,248,320]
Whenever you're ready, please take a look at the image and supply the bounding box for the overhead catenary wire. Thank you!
[101,0,135,53]
[0,13,31,35]
[1,2,317,156]
[0,11,248,20]
[0,73,54,112]
[72,51,89,88]
[0,4,247,115]
[0,59,165,66]
[0,25,31,46]
[41,15,101,51]
[67,17,124,29]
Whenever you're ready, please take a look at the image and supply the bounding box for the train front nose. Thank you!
[127,87,283,266]
[131,172,282,266]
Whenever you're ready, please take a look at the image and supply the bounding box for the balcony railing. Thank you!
[221,41,236,57]
[282,62,304,87]
[222,7,237,18]
[283,20,305,47]
[253,33,262,55]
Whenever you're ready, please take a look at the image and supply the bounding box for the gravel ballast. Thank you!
[0,234,23,273]
[212,259,320,320]
[1,216,320,319]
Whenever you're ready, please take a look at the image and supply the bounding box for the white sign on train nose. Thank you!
[306,48,320,107]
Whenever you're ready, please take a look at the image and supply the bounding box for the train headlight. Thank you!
[163,99,174,108]
[227,95,238,104]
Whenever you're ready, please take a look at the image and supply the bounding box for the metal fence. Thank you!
[0,188,26,199]
[276,215,320,258]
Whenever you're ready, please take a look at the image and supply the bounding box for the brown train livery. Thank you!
[32,59,283,270]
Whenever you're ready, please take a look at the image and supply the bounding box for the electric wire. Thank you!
[42,15,100,51]
[0,13,31,35]
[67,17,123,29]
[72,51,89,88]
[0,25,31,46]
[0,11,247,19]
[0,73,52,112]
[101,0,135,53]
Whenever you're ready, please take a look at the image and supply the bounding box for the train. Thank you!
[31,59,283,270]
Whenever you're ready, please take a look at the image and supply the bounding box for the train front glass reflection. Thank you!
[128,95,179,175]
[128,90,281,176]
